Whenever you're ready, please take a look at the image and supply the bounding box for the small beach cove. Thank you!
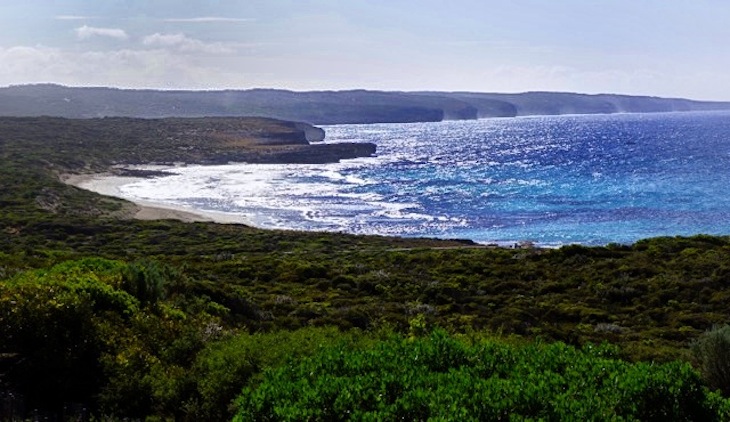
[62,111,730,248]
[63,170,258,226]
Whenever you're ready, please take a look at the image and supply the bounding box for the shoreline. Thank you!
[63,172,258,226]
[61,171,546,249]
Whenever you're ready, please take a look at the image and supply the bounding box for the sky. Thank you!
[1,0,729,100]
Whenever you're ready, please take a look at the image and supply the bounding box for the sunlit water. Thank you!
[113,111,730,247]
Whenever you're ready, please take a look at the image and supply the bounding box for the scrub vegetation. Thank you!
[2,116,730,420]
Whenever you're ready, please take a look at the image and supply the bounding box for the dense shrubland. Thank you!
[236,330,730,421]
[3,116,730,419]
[3,258,730,420]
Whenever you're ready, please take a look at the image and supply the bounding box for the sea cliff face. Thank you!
[3,85,728,125]
[0,116,375,168]
[295,122,326,142]
[227,120,372,164]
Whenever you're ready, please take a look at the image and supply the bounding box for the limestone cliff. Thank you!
[3,85,728,125]
[0,116,375,168]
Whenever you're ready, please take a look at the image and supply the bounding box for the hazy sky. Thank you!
[1,0,729,100]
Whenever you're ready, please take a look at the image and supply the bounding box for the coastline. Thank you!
[62,170,540,249]
[63,172,257,226]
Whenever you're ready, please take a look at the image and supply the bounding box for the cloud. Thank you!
[75,25,129,41]
[55,15,97,21]
[0,45,251,90]
[142,33,236,54]
[163,17,253,23]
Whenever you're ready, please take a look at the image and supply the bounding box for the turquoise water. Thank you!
[117,111,730,246]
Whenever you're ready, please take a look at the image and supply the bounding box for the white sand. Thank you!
[62,172,256,226]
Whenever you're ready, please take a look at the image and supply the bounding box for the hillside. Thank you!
[3,115,730,419]
[2,84,729,124]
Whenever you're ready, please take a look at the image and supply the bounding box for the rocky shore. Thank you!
[211,141,377,165]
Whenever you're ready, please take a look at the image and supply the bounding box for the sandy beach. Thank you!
[62,172,256,226]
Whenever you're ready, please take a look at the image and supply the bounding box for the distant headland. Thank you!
[2,84,729,125]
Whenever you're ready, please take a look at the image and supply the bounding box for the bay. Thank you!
[111,111,730,247]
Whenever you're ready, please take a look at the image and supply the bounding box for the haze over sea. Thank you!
[114,111,730,247]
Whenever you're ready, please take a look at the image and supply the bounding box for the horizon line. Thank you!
[2,82,728,103]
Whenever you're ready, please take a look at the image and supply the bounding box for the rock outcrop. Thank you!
[0,116,375,167]
[295,122,326,142]
[241,142,377,164]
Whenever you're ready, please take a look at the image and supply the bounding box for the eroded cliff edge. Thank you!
[2,84,729,124]
[2,116,375,170]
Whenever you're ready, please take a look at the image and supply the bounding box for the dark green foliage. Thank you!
[0,258,136,408]
[0,258,224,418]
[693,325,730,396]
[121,259,171,307]
[235,330,730,421]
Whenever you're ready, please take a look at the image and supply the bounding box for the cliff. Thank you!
[0,116,375,169]
[4,85,727,125]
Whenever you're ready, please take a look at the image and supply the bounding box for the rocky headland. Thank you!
[0,116,375,169]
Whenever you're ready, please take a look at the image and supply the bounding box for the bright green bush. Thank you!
[235,330,730,421]
[189,326,375,420]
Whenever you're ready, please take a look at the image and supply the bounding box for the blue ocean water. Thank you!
[115,111,730,247]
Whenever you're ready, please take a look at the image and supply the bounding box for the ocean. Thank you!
[111,111,730,247]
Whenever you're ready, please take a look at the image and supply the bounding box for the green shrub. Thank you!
[692,325,730,396]
[235,330,729,421]
[0,258,139,408]
[188,326,374,420]
[0,258,224,419]
[121,259,167,307]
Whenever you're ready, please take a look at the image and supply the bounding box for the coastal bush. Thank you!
[0,258,228,418]
[0,258,139,408]
[120,259,168,307]
[692,325,730,396]
[234,330,730,421]
[188,326,374,420]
